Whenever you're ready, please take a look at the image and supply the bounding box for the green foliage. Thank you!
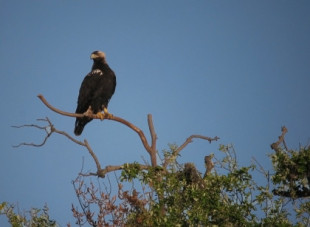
[4,135,309,226]
[120,162,143,182]
[269,145,310,225]
[271,146,310,197]
[0,202,57,227]
[117,144,309,226]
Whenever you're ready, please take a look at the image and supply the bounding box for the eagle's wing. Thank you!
[74,73,96,136]
[111,72,116,95]
[75,74,94,114]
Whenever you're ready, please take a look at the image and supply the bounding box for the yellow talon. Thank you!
[96,112,105,120]
[103,107,113,119]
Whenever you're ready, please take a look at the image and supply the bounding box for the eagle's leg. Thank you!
[103,107,113,119]
[84,106,93,117]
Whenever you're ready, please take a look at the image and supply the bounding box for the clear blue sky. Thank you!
[1,1,309,225]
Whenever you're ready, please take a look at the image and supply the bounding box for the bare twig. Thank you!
[12,139,50,148]
[252,157,268,176]
[72,176,97,227]
[84,139,101,171]
[12,117,104,175]
[80,164,149,178]
[176,135,220,154]
[12,117,54,148]
[163,135,219,168]
[12,124,47,130]
[42,122,104,176]
[53,128,85,147]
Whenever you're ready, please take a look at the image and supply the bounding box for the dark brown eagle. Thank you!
[74,51,116,136]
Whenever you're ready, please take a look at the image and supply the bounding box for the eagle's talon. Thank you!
[103,107,113,119]
[105,113,113,119]
[96,112,105,120]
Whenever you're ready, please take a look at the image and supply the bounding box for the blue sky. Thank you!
[1,1,310,225]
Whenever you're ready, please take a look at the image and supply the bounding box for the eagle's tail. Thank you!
[74,118,91,136]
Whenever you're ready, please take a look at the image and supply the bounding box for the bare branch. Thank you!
[12,139,50,148]
[163,135,219,168]
[84,139,101,171]
[38,94,86,118]
[37,94,153,157]
[12,124,46,130]
[12,116,103,175]
[53,128,85,146]
[72,176,97,227]
[15,94,220,178]
[147,114,157,167]
[12,117,53,148]
[176,134,219,156]
[12,112,150,178]
[147,114,157,151]
[252,156,268,176]
[80,164,149,178]
[12,117,86,148]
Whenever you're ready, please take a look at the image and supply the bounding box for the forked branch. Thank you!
[12,118,54,148]
[12,117,149,178]
[14,94,219,177]
[37,94,157,166]
[13,117,102,173]
[163,134,220,168]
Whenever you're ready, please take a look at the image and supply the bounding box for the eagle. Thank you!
[74,50,116,136]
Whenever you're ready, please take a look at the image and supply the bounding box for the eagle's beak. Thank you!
[90,53,97,59]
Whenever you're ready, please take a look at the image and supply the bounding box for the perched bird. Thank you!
[74,51,116,136]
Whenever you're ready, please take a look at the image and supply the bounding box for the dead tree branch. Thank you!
[81,164,149,178]
[147,114,157,166]
[13,117,103,175]
[12,116,150,178]
[14,94,219,178]
[12,118,54,148]
[163,135,220,168]
[37,94,157,166]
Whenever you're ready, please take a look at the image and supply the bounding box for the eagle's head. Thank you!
[90,51,106,62]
